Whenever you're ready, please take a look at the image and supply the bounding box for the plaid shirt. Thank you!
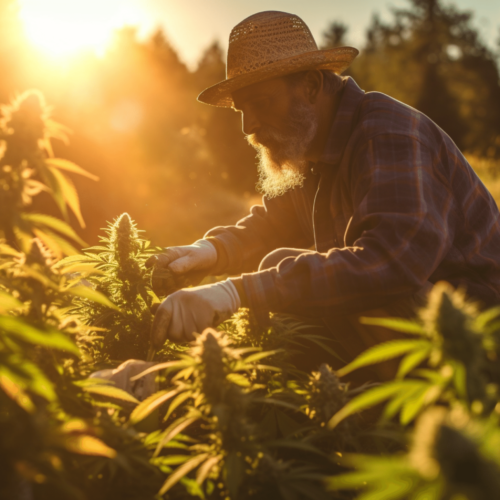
[206,77,500,319]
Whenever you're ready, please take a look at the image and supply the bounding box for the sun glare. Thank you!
[18,0,146,59]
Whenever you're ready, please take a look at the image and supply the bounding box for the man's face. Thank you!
[232,76,318,198]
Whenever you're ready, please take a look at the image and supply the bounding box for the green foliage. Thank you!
[2,85,500,499]
[60,212,183,366]
[0,91,166,500]
[326,282,500,499]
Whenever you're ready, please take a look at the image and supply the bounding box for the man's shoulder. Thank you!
[355,90,441,146]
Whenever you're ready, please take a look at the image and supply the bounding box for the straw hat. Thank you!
[197,11,359,108]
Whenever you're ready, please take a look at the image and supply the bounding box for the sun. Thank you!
[18,0,145,58]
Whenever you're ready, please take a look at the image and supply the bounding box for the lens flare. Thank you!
[18,0,146,58]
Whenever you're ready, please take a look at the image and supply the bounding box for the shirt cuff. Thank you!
[204,236,229,275]
[234,270,287,326]
[228,277,249,308]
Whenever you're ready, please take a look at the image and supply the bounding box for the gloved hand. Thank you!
[151,279,241,346]
[89,360,158,401]
[146,239,217,294]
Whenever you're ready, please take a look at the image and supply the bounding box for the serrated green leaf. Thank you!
[154,416,199,458]
[328,381,420,429]
[337,340,429,377]
[397,347,431,378]
[158,453,209,495]
[48,166,85,228]
[83,384,139,404]
[62,434,116,458]
[33,227,79,257]
[196,455,222,485]
[154,455,191,466]
[46,158,99,181]
[244,349,284,363]
[0,316,80,355]
[359,317,424,334]
[226,373,251,387]
[129,389,179,424]
[164,391,192,421]
[65,286,119,310]
[22,213,87,246]
[400,386,429,425]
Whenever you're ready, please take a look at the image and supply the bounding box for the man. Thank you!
[148,11,500,376]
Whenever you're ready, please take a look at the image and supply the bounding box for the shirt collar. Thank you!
[318,77,366,166]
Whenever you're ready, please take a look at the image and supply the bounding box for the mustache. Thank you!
[246,127,287,149]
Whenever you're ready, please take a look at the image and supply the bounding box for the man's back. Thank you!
[329,80,500,307]
[206,77,500,318]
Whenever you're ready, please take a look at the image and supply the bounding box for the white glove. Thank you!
[147,239,217,274]
[151,279,241,345]
[89,360,158,401]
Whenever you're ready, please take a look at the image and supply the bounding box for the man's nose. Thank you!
[241,110,260,136]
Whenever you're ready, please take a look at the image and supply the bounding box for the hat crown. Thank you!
[227,11,318,79]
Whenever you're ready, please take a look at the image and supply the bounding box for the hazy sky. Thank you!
[19,0,500,68]
[141,0,500,68]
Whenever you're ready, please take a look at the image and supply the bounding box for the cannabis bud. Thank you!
[307,364,348,425]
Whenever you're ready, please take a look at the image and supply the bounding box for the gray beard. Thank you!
[246,100,318,198]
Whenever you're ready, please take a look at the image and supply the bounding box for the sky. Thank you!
[18,0,500,69]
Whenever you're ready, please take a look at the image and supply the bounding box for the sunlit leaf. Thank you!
[0,290,22,313]
[129,389,179,424]
[33,228,79,258]
[48,166,85,228]
[0,316,80,355]
[0,243,22,257]
[397,347,431,378]
[63,434,117,458]
[337,340,429,377]
[400,386,429,424]
[154,416,199,458]
[65,286,120,311]
[158,453,209,495]
[359,317,424,334]
[196,455,222,484]
[244,349,284,363]
[14,361,57,402]
[450,361,467,399]
[154,455,191,466]
[58,262,101,276]
[83,384,139,404]
[0,372,35,413]
[46,158,99,181]
[39,164,68,222]
[328,381,421,429]
[163,391,192,421]
[130,361,189,381]
[226,373,251,387]
[22,213,87,246]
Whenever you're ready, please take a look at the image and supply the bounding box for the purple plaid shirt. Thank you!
[206,77,500,319]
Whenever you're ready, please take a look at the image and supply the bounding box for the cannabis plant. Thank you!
[324,282,500,500]
[0,90,168,500]
[59,213,186,367]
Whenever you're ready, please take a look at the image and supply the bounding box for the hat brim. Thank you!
[197,46,358,108]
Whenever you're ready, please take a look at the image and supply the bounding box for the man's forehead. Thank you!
[232,77,287,108]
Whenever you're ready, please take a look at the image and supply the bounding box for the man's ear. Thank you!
[302,70,323,104]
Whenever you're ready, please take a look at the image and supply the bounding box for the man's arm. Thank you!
[205,190,313,276]
[232,134,455,318]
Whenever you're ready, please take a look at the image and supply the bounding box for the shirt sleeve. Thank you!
[239,133,456,318]
[204,190,312,276]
